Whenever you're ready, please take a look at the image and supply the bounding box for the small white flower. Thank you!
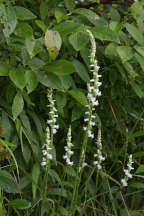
[41,161,47,166]
[121,178,128,187]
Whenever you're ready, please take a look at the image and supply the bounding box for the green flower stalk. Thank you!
[121,154,134,187]
[63,125,74,166]
[69,29,101,214]
[93,127,105,170]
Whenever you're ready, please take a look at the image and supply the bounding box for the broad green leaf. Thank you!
[109,8,120,22]
[116,46,133,63]
[131,82,144,98]
[134,46,144,57]
[0,170,20,193]
[14,6,36,20]
[40,2,48,20]
[53,21,84,36]
[15,23,33,38]
[45,30,62,60]
[73,8,99,25]
[54,8,66,23]
[3,6,17,38]
[135,165,144,174]
[0,62,11,76]
[28,57,46,71]
[25,38,35,58]
[35,20,47,32]
[125,23,144,45]
[91,26,118,42]
[32,163,40,199]
[135,53,144,72]
[22,143,31,164]
[59,75,75,90]
[25,70,38,94]
[69,32,89,51]
[12,91,24,120]
[72,104,84,121]
[64,0,75,11]
[56,92,67,116]
[44,60,76,75]
[68,89,88,106]
[73,59,90,82]
[131,1,144,21]
[36,71,62,89]
[8,199,31,209]
[9,67,26,90]
[105,43,118,60]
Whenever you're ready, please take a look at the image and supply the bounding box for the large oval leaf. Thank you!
[9,67,26,90]
[68,89,88,106]
[44,60,76,75]
[14,6,36,20]
[12,91,24,120]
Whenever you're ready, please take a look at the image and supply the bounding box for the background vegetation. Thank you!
[0,0,144,215]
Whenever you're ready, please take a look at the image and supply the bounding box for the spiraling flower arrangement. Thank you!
[83,29,102,139]
[93,127,105,170]
[41,88,59,167]
[63,125,74,166]
[121,154,134,187]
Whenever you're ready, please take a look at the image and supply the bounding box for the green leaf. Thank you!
[109,8,120,22]
[0,62,11,76]
[91,26,119,42]
[131,82,144,98]
[53,21,84,36]
[105,43,118,60]
[3,6,17,38]
[9,67,26,90]
[0,170,20,193]
[134,46,144,57]
[59,75,75,90]
[135,165,144,174]
[73,8,99,25]
[12,91,24,120]
[64,0,75,11]
[125,23,144,46]
[69,32,89,51]
[48,188,67,198]
[68,89,88,106]
[15,23,33,38]
[14,6,36,20]
[36,71,63,89]
[54,8,66,23]
[35,20,47,32]
[56,92,67,116]
[40,2,48,20]
[44,60,76,75]
[8,199,31,209]
[116,46,133,63]
[135,53,144,72]
[131,1,144,21]
[49,169,62,185]
[45,30,62,60]
[32,163,40,199]
[58,206,69,216]
[73,59,90,82]
[130,182,144,189]
[25,70,38,94]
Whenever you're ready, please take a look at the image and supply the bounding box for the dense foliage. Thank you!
[0,0,144,215]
